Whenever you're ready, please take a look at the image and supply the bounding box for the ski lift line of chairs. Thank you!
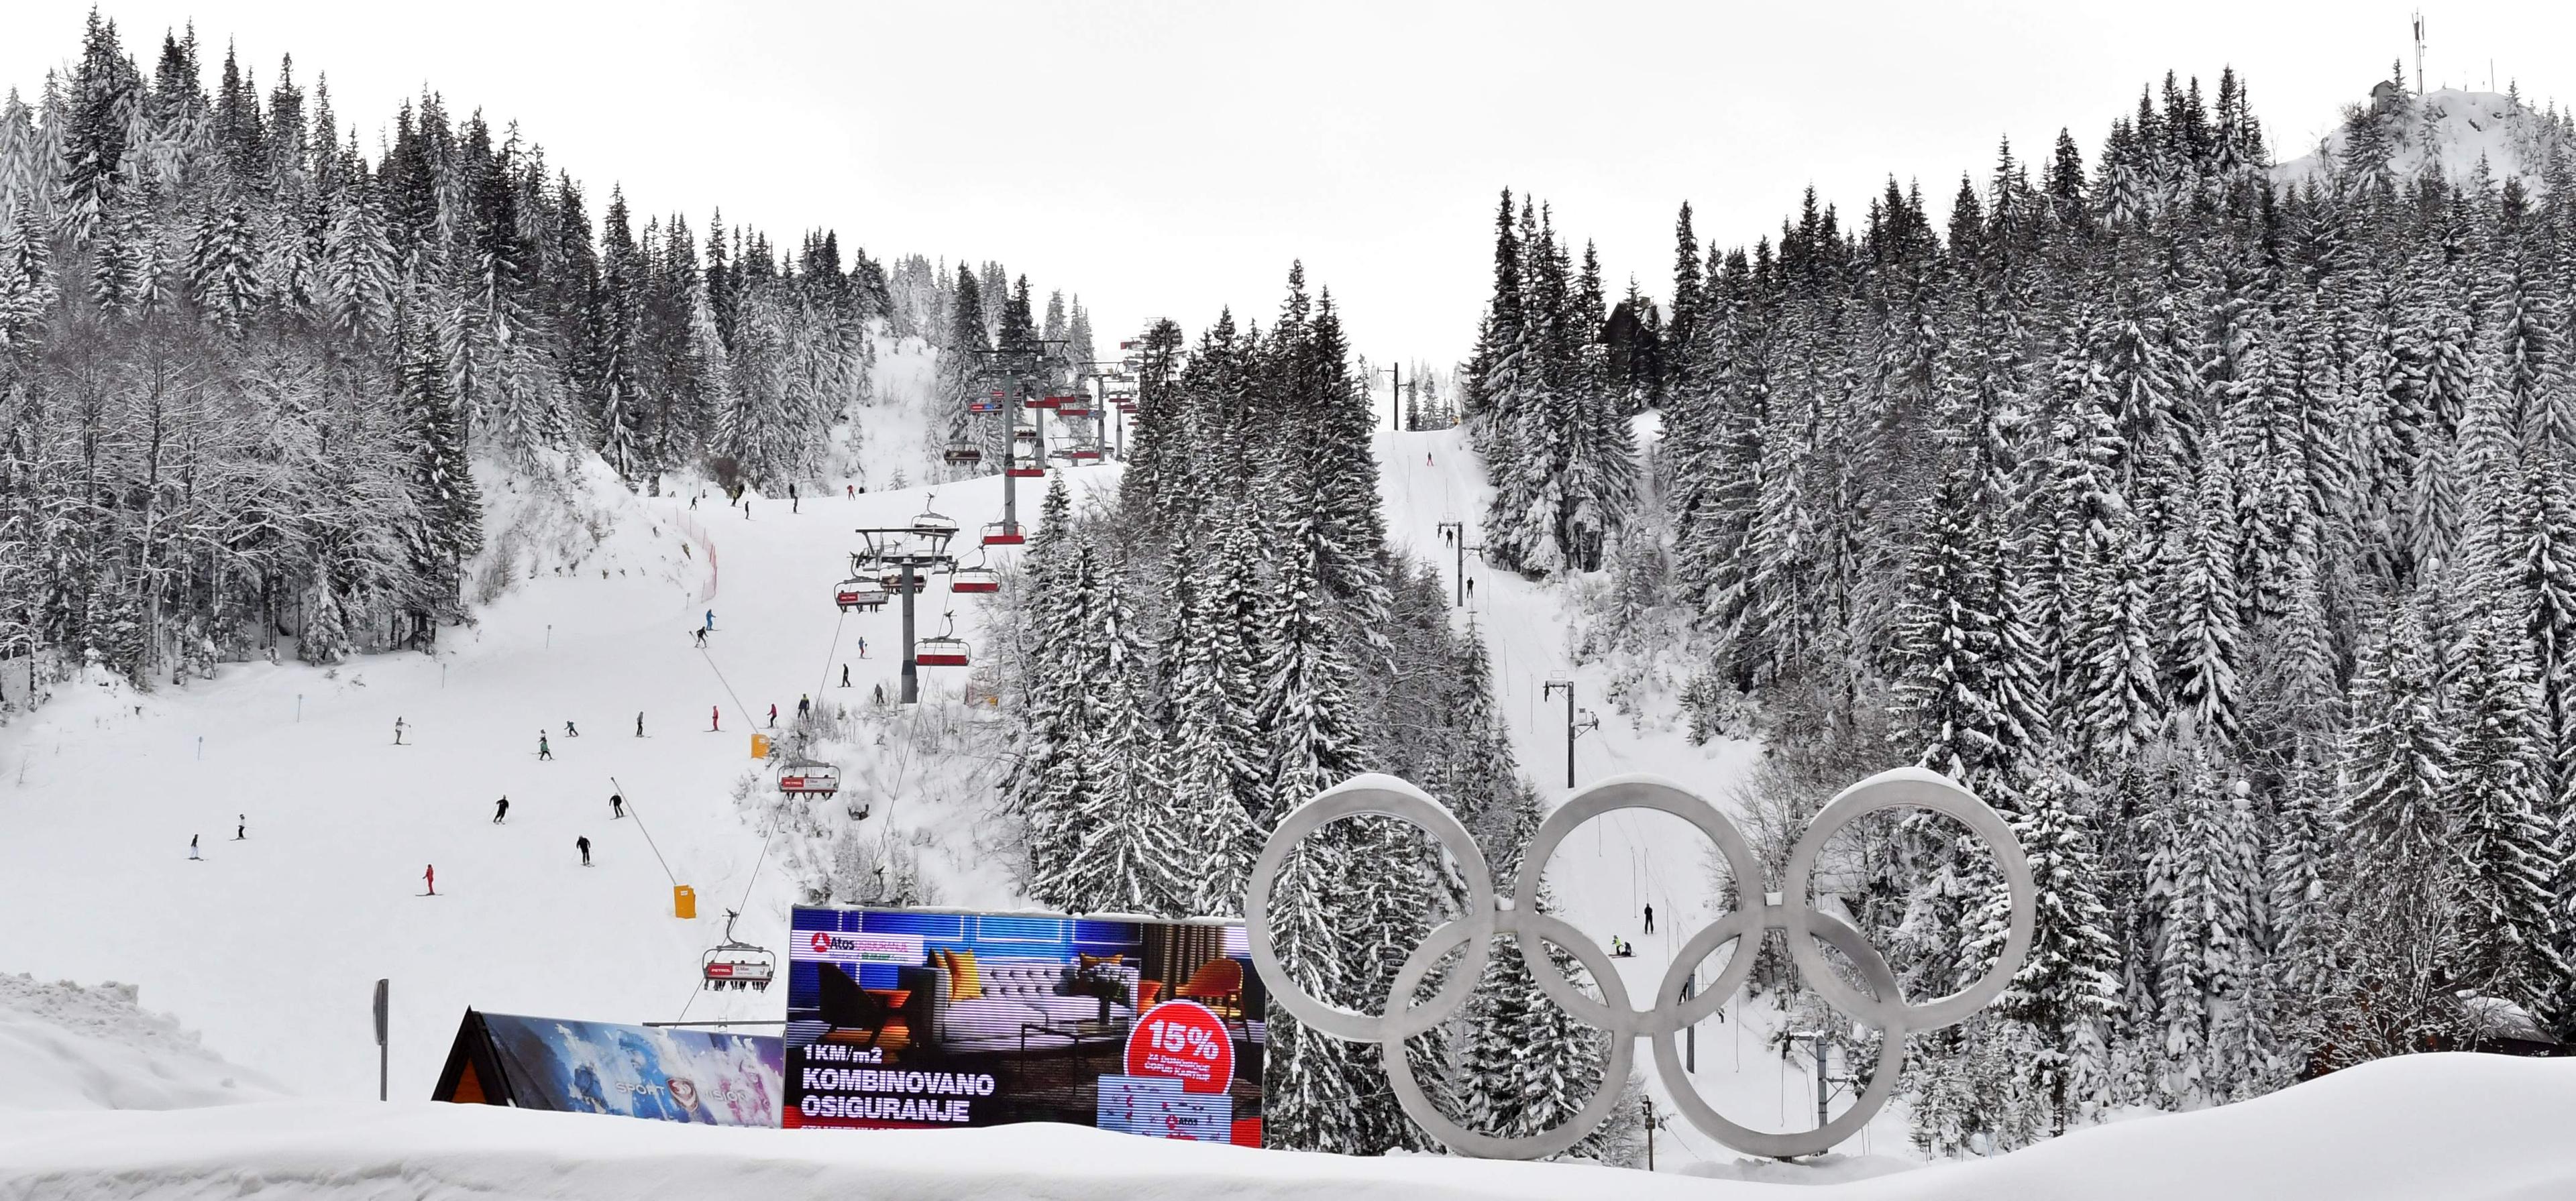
[1023,394,1060,410]
[981,521,1026,547]
[916,614,970,667]
[701,910,777,992]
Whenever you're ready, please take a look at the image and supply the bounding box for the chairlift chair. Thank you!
[835,578,890,612]
[1024,394,1060,410]
[1006,461,1046,478]
[981,521,1026,547]
[915,615,970,667]
[943,441,982,464]
[778,761,841,795]
[700,911,777,992]
[951,550,1000,594]
[909,509,959,540]
[1059,404,1092,418]
[1067,447,1102,461]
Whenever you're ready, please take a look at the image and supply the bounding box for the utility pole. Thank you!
[372,978,390,1102]
[1682,970,1697,1073]
[1383,363,1401,431]
[1541,680,1599,789]
[2400,9,2421,96]
[1644,1094,1656,1171]
[1436,520,1478,608]
[1785,1028,1851,1136]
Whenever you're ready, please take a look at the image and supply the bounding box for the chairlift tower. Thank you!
[853,514,963,704]
[968,339,1068,546]
[1436,520,1481,608]
[1541,679,1599,789]
[1078,358,1140,459]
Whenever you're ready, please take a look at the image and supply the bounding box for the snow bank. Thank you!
[0,974,285,1112]
[1,1053,2567,1200]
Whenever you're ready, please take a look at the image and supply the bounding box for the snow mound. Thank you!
[2277,87,2575,193]
[2,1044,2567,1198]
[0,974,287,1112]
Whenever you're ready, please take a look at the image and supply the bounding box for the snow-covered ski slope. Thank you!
[5,1052,2570,1200]
[1,406,1893,1163]
[1379,425,1917,1160]
[0,455,1117,1099]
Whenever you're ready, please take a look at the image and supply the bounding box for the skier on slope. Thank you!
[564,720,579,738]
[694,626,709,648]
[705,610,716,632]
[393,717,407,744]
[636,712,645,737]
[424,865,437,895]
[767,703,778,728]
[710,705,721,732]
[577,836,592,866]
[798,694,811,720]
[189,834,203,860]
[610,793,625,819]
[492,797,511,823]
[235,815,246,841]
[537,732,553,760]
[841,664,851,687]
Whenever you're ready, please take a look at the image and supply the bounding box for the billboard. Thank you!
[433,1011,783,1126]
[785,906,1265,1145]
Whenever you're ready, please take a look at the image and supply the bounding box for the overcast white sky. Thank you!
[9,2,2576,369]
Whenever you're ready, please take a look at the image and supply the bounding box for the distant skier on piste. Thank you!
[423,864,436,895]
[577,836,592,866]
[710,705,721,732]
[537,732,553,760]
[564,720,579,738]
[610,793,625,819]
[492,797,510,823]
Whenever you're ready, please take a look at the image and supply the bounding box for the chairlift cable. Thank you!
[608,773,680,889]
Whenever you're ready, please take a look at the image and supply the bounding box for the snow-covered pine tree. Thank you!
[1060,556,1187,915]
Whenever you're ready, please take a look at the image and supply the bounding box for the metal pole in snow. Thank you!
[373,978,390,1101]
[900,564,918,705]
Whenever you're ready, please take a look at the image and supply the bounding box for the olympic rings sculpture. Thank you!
[1244,766,2033,1161]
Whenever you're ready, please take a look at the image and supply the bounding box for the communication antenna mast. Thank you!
[2412,11,2426,96]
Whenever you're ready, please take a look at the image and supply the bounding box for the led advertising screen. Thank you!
[784,906,1265,1145]
[443,1011,784,1125]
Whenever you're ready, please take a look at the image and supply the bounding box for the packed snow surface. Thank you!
[0,974,285,1112]
[1,1053,2568,1200]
